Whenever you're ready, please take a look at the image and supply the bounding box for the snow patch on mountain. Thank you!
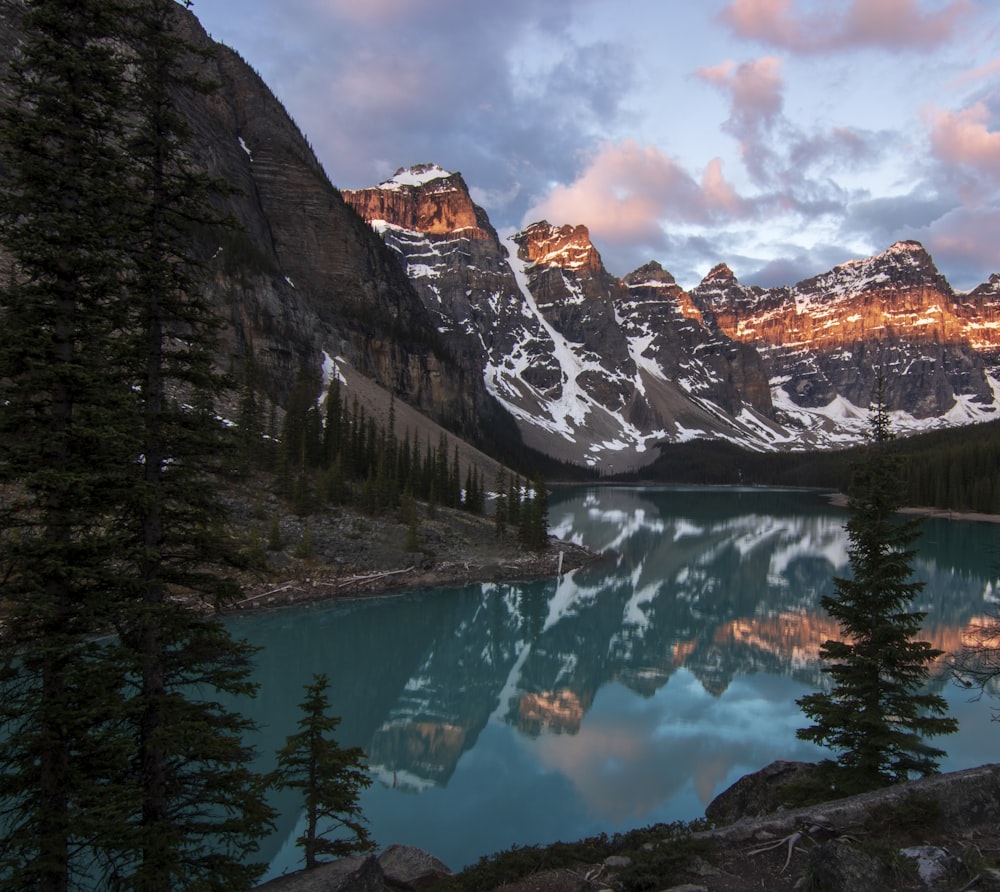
[378,163,452,190]
[483,235,628,455]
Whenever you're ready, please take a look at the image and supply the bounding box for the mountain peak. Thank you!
[343,164,486,237]
[516,221,604,273]
[806,238,951,296]
[624,261,676,288]
[886,238,927,255]
[702,263,737,285]
[377,163,455,191]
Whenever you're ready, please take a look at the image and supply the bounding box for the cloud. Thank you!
[694,54,890,216]
[234,0,635,234]
[949,57,1000,89]
[926,102,1000,188]
[921,207,1000,289]
[719,0,973,53]
[317,0,427,24]
[695,56,784,128]
[695,57,784,184]
[840,191,959,245]
[525,141,750,245]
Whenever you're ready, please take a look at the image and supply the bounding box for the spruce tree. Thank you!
[0,0,139,886]
[494,468,508,539]
[111,2,275,886]
[1,1,274,887]
[796,383,957,793]
[272,675,374,870]
[528,476,549,550]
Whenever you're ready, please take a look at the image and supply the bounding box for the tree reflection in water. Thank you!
[232,486,1000,877]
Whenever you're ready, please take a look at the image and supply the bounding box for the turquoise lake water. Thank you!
[228,486,1000,879]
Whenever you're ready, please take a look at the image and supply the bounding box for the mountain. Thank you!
[344,174,787,469]
[690,243,1000,435]
[4,3,999,474]
[345,165,1000,467]
[0,2,521,454]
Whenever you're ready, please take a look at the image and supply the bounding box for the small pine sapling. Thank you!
[273,674,374,869]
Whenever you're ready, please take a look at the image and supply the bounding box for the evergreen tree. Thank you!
[279,366,322,506]
[450,444,461,508]
[508,475,522,529]
[322,377,344,468]
[272,675,374,870]
[0,0,140,886]
[111,2,275,886]
[528,476,549,550]
[235,358,266,474]
[0,2,273,887]
[796,383,957,793]
[494,468,508,540]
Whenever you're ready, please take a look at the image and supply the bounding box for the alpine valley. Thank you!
[5,2,1000,473]
[342,166,1000,470]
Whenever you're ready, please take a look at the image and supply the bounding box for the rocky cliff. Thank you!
[0,2,510,446]
[344,172,782,468]
[346,164,1000,465]
[690,241,1000,422]
[174,25,504,436]
[7,0,998,471]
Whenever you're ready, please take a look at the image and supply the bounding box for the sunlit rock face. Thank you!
[690,242,999,420]
[515,221,605,276]
[344,164,1000,462]
[344,167,786,468]
[343,164,489,237]
[516,689,589,735]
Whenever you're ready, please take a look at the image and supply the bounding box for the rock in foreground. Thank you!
[255,845,453,891]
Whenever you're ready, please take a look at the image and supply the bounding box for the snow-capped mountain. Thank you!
[345,165,1000,468]
[10,0,992,475]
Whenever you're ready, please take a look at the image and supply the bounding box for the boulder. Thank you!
[899,845,962,889]
[377,844,454,889]
[253,846,454,892]
[705,760,819,825]
[804,838,889,892]
[702,763,1000,849]
[254,854,384,892]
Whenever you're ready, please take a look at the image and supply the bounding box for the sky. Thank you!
[189,0,1000,291]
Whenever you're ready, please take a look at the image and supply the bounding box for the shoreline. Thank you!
[226,538,601,613]
[824,491,1000,524]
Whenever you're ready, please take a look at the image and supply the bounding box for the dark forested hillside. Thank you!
[631,421,1000,515]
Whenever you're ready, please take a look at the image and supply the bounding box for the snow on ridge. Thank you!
[491,234,603,436]
[627,279,673,289]
[378,164,453,190]
[533,244,592,270]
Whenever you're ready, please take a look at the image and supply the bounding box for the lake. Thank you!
[231,485,1000,880]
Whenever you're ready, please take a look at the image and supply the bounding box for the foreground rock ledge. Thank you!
[701,761,1000,845]
[255,764,1000,891]
[255,843,453,891]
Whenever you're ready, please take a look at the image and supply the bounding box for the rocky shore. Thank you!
[223,494,599,612]
[255,762,1000,891]
[237,491,1000,890]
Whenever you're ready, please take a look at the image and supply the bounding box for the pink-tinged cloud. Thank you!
[696,57,784,184]
[695,57,783,126]
[701,158,743,213]
[949,57,1000,89]
[329,51,439,116]
[525,141,750,246]
[922,208,1000,288]
[317,0,438,25]
[926,102,1000,186]
[720,0,973,53]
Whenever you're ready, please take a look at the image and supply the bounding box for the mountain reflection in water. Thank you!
[232,486,1000,878]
